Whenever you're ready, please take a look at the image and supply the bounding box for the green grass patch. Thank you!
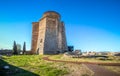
[0,55,68,76]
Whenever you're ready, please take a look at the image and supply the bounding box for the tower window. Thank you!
[40,39,43,43]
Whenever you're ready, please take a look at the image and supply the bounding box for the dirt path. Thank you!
[85,64,119,76]
[42,56,120,66]
[43,56,120,76]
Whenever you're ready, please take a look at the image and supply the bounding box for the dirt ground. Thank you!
[63,64,94,76]
[43,56,120,76]
[85,64,120,76]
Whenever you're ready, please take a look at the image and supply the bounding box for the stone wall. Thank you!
[43,17,59,54]
[31,22,39,54]
[36,17,47,54]
[61,22,68,52]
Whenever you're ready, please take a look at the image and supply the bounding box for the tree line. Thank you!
[13,41,26,55]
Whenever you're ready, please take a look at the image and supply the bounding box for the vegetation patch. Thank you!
[0,55,68,76]
[50,54,120,63]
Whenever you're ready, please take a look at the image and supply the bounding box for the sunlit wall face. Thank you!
[0,0,120,52]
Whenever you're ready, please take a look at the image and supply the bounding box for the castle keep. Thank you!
[31,11,68,54]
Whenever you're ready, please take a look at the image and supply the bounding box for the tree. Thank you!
[13,41,18,55]
[23,42,26,54]
[68,46,74,52]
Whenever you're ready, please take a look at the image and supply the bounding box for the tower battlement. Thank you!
[43,11,60,19]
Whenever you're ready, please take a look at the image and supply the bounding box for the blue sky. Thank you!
[0,0,120,52]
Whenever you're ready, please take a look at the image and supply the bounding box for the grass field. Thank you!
[0,55,94,76]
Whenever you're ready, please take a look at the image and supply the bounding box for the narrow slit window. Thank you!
[40,39,42,43]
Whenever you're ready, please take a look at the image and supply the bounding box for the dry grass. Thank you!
[63,64,94,76]
[50,54,120,63]
[103,66,120,74]
[51,62,94,76]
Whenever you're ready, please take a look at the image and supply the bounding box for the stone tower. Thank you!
[31,11,68,54]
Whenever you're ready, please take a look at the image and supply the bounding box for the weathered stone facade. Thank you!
[31,11,68,54]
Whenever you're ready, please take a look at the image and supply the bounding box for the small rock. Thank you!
[3,66,10,70]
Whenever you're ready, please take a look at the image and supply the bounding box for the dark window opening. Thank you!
[40,39,42,43]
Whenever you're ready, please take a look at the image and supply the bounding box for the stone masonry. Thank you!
[31,11,68,54]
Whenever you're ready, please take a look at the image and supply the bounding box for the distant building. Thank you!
[82,51,96,56]
[96,52,108,56]
[114,52,120,56]
[16,44,21,54]
[16,44,21,51]
[74,49,82,55]
[0,49,12,55]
